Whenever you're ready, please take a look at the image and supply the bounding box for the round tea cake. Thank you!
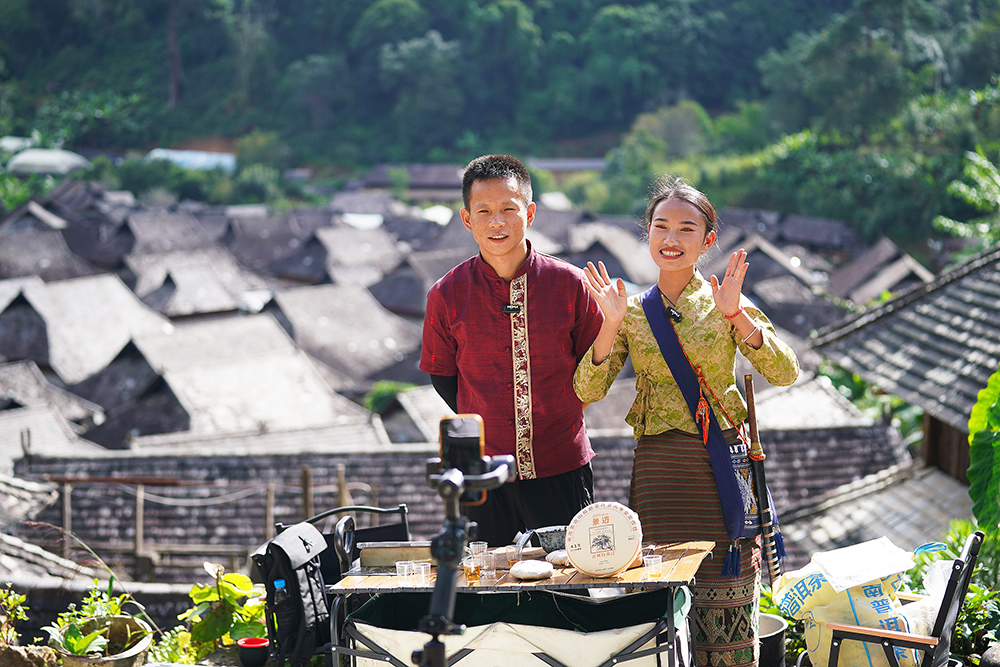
[565,502,642,577]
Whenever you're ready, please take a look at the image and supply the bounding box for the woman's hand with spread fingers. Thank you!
[709,248,749,316]
[584,260,628,326]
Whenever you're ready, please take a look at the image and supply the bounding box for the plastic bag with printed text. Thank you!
[773,537,946,667]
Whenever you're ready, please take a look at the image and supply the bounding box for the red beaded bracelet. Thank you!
[724,306,745,320]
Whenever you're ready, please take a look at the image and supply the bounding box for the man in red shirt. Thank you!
[420,154,604,546]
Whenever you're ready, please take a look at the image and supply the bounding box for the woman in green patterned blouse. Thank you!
[574,175,798,667]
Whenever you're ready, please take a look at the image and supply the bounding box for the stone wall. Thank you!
[14,438,636,584]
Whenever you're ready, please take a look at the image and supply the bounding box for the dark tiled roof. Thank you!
[761,421,912,514]
[355,246,475,319]
[363,164,463,190]
[704,233,819,294]
[0,531,102,584]
[131,313,371,435]
[752,276,851,338]
[0,405,106,474]
[531,205,592,248]
[129,420,391,454]
[718,208,782,241]
[0,360,103,424]
[381,214,449,251]
[267,234,332,284]
[265,283,422,384]
[829,237,901,298]
[0,472,57,531]
[44,182,137,269]
[812,243,1000,433]
[778,213,866,258]
[847,254,934,305]
[125,208,214,255]
[0,274,170,385]
[562,222,658,286]
[69,341,161,411]
[223,215,312,271]
[779,461,972,570]
[80,377,190,449]
[0,293,52,370]
[315,226,401,287]
[126,247,272,316]
[422,213,479,253]
[0,216,104,280]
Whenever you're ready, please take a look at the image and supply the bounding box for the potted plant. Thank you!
[147,562,267,665]
[41,577,153,667]
[0,582,58,667]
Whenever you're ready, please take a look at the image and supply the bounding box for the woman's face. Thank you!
[647,198,716,276]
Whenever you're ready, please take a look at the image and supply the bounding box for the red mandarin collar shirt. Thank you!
[420,247,603,480]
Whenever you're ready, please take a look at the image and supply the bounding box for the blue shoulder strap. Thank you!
[640,286,747,542]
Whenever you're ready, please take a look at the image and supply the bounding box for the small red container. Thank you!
[237,637,270,667]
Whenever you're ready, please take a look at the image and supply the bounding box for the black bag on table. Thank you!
[251,521,330,666]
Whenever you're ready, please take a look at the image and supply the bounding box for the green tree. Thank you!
[33,89,149,149]
[463,0,542,129]
[379,30,465,157]
[213,0,275,113]
[934,148,1000,252]
[348,0,428,55]
[958,14,1000,88]
[281,54,353,133]
[632,100,714,159]
[967,364,1000,571]
[235,130,291,170]
[760,12,915,141]
[579,4,667,125]
[364,381,415,414]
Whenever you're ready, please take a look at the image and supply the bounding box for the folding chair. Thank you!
[291,504,409,666]
[277,504,410,585]
[824,530,985,667]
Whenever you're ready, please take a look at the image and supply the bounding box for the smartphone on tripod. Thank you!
[439,414,486,505]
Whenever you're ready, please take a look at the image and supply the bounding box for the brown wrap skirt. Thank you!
[630,428,761,667]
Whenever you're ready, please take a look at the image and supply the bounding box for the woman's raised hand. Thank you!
[584,261,628,324]
[709,248,749,316]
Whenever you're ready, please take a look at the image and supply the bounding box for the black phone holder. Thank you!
[412,452,514,667]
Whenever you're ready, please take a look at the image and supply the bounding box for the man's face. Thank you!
[460,176,535,267]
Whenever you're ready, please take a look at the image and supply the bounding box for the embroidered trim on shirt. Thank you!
[510,274,535,479]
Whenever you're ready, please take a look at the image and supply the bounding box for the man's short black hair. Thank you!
[462,154,533,210]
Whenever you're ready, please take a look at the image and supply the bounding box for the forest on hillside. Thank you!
[2,0,1000,257]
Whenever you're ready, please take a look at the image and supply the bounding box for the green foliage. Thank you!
[759,584,806,662]
[177,563,265,646]
[147,625,212,665]
[526,166,555,200]
[712,102,779,154]
[905,520,1000,664]
[364,381,416,414]
[211,0,275,113]
[735,129,968,246]
[0,582,28,645]
[386,166,410,201]
[0,172,33,214]
[112,157,231,204]
[236,130,291,171]
[934,148,1000,254]
[281,54,353,133]
[46,624,108,656]
[349,0,429,55]
[49,578,141,629]
[967,363,1000,539]
[379,30,465,157]
[817,363,923,449]
[33,90,150,149]
[234,164,281,203]
[41,577,147,657]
